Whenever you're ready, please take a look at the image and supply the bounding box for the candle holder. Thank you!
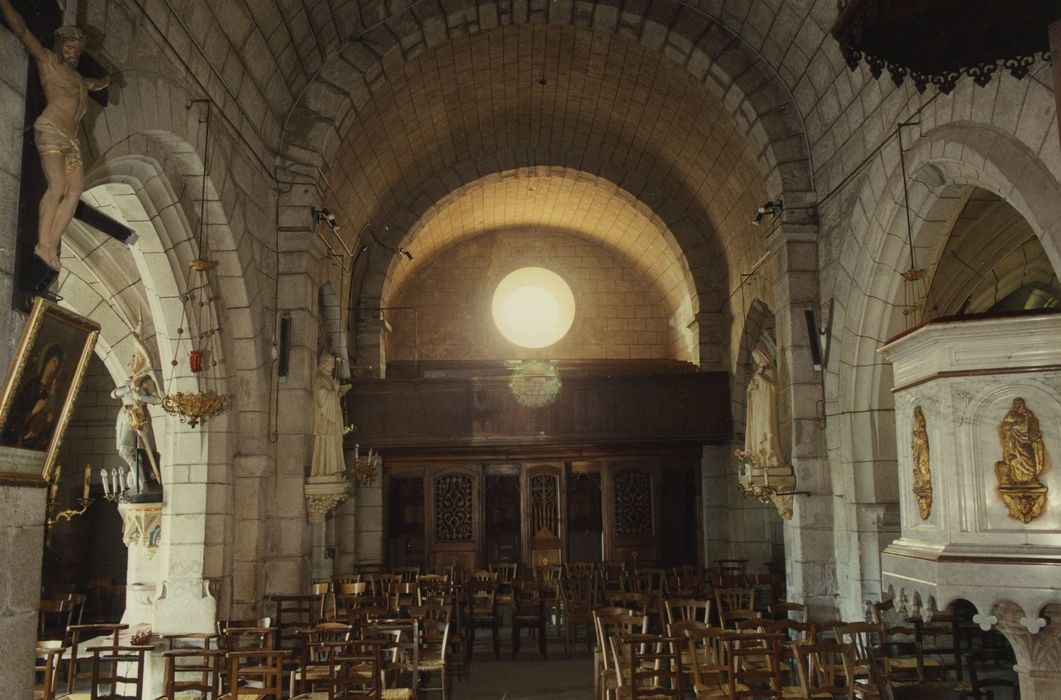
[101,466,134,504]
[350,444,381,487]
[45,464,94,539]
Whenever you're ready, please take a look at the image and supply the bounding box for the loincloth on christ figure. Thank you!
[34,115,82,170]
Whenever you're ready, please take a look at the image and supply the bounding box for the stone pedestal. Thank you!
[304,475,350,524]
[118,503,162,627]
[879,314,1061,698]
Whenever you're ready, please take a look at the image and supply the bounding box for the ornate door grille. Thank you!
[614,469,653,536]
[434,474,473,542]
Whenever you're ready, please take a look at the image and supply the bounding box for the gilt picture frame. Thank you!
[0,298,100,486]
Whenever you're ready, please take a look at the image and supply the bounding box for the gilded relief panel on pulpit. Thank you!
[994,398,1050,524]
[911,406,933,520]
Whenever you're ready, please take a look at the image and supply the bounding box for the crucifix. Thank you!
[0,0,136,305]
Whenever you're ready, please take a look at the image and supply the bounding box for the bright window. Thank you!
[491,267,575,349]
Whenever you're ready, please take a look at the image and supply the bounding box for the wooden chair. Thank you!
[566,561,598,578]
[86,645,148,700]
[161,632,220,650]
[465,579,501,660]
[291,639,384,699]
[490,562,518,611]
[35,640,65,700]
[834,621,884,683]
[270,594,321,649]
[64,593,87,627]
[714,588,755,618]
[719,608,761,630]
[64,623,128,695]
[721,632,786,699]
[769,601,809,623]
[792,641,856,699]
[394,566,421,583]
[219,650,289,699]
[595,609,648,700]
[510,579,547,659]
[665,598,711,626]
[417,617,450,699]
[38,599,74,641]
[601,561,627,594]
[611,633,685,699]
[888,685,964,700]
[684,627,733,699]
[561,574,598,656]
[962,647,1019,699]
[160,648,222,699]
[364,620,419,700]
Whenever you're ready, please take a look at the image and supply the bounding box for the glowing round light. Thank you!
[492,267,575,349]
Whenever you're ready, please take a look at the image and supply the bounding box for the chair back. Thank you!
[490,562,519,584]
[333,639,386,698]
[224,650,289,698]
[394,566,421,583]
[720,608,761,629]
[35,640,65,700]
[38,598,73,640]
[723,633,785,699]
[66,623,128,695]
[611,633,684,698]
[769,600,809,622]
[566,561,597,578]
[665,598,711,625]
[89,645,148,700]
[792,641,856,698]
[714,587,754,615]
[161,648,222,699]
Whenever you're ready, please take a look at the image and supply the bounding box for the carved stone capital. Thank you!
[118,502,163,553]
[994,601,1061,698]
[304,476,350,523]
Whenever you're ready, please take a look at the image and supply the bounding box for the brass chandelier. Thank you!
[161,99,226,428]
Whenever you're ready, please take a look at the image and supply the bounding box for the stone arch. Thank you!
[280,0,813,203]
[371,167,703,362]
[827,123,1061,620]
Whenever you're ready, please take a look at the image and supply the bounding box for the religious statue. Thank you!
[994,397,1051,524]
[911,406,933,520]
[311,353,351,478]
[744,346,785,468]
[0,0,112,271]
[111,332,161,496]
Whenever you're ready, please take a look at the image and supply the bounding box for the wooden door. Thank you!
[523,463,564,569]
[604,459,661,566]
[427,466,481,574]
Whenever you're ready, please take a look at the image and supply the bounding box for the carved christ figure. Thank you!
[0,0,111,270]
[744,345,785,468]
[311,353,351,478]
[995,398,1049,486]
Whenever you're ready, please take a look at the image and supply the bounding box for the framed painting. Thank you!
[0,298,99,485]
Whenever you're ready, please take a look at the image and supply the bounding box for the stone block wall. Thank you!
[389,229,679,362]
[0,25,38,699]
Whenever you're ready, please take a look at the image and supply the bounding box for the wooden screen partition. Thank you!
[428,467,481,573]
[604,460,661,567]
[524,464,564,569]
[381,450,703,574]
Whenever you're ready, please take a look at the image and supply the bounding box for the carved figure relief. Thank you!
[530,473,559,537]
[911,406,932,520]
[994,398,1050,524]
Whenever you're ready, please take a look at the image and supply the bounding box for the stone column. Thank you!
[995,602,1061,699]
[0,486,46,697]
[768,225,837,620]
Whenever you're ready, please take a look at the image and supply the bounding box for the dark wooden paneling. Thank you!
[346,369,730,449]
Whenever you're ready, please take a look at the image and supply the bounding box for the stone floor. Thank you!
[455,627,594,699]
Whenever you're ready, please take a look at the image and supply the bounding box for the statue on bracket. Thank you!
[745,346,786,468]
[994,397,1050,524]
[911,406,933,519]
[0,0,111,271]
[112,321,162,499]
[741,344,797,519]
[311,352,351,478]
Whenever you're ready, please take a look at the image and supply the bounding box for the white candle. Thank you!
[82,465,91,500]
[354,443,360,463]
[103,470,112,495]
